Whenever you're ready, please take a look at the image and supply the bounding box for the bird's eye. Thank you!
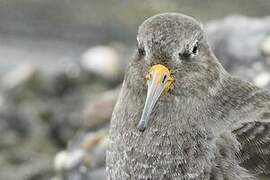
[138,47,146,57]
[179,41,199,60]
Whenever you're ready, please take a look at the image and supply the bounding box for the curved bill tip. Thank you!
[137,121,147,132]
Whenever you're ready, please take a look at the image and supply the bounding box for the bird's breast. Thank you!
[107,89,215,179]
[108,113,214,179]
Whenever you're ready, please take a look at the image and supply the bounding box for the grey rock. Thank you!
[0,60,112,180]
[80,46,123,82]
[1,63,39,90]
[54,129,108,179]
[82,88,119,130]
[0,156,53,180]
[261,36,270,59]
[87,168,106,180]
[206,15,270,89]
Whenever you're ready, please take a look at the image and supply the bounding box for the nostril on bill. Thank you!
[162,75,167,83]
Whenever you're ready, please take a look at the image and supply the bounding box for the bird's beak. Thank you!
[137,64,173,131]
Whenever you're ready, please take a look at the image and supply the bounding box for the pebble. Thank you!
[81,46,122,81]
[82,88,119,130]
[206,15,270,90]
[253,72,270,88]
[206,15,270,74]
[87,168,106,180]
[261,36,270,65]
[1,63,39,90]
[54,129,108,173]
[54,150,86,172]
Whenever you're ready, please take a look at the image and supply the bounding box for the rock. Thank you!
[54,150,86,172]
[46,72,78,96]
[87,168,106,180]
[57,167,106,180]
[0,108,31,139]
[206,15,270,89]
[64,62,82,79]
[1,63,40,90]
[54,129,108,180]
[80,130,107,150]
[261,36,270,65]
[79,131,108,169]
[82,88,119,130]
[88,135,108,169]
[0,156,53,180]
[261,36,270,56]
[54,129,108,170]
[55,151,69,172]
[0,62,108,180]
[80,46,123,82]
[253,71,270,88]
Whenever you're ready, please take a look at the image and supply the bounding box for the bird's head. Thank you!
[128,13,225,131]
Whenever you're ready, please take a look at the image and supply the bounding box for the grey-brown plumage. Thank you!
[106,13,270,180]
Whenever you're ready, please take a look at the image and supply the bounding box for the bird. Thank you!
[106,13,270,180]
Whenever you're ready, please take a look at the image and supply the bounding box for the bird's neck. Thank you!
[122,81,213,132]
[110,84,216,178]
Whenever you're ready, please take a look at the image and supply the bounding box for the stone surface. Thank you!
[82,88,120,130]
[206,15,270,89]
[54,129,108,180]
[1,63,39,90]
[81,46,123,82]
[0,61,111,180]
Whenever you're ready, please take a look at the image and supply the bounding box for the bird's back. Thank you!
[224,78,270,177]
[208,76,270,178]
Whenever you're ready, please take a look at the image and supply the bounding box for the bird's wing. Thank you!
[232,121,270,175]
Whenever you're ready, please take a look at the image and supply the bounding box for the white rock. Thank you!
[261,36,270,57]
[54,151,68,172]
[254,72,270,87]
[1,63,38,89]
[54,149,85,172]
[81,46,121,81]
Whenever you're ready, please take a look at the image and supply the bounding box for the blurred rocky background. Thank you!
[1,0,270,180]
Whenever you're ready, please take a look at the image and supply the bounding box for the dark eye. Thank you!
[179,41,199,60]
[138,48,145,57]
